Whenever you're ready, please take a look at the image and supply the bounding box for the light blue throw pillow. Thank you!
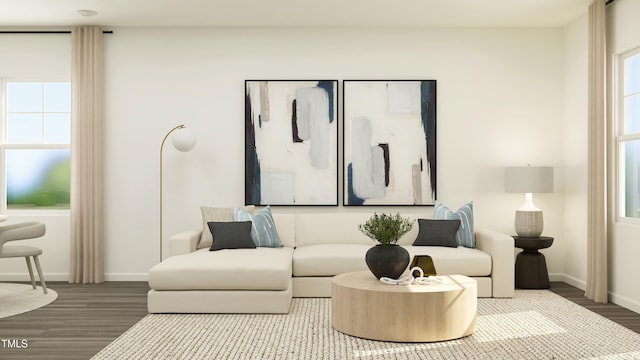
[234,206,283,248]
[433,201,475,248]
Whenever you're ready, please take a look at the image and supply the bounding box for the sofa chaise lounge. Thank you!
[147,212,514,314]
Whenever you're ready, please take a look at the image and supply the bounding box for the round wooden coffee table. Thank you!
[331,271,477,342]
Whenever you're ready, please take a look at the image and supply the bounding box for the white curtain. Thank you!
[69,27,105,284]
[585,0,608,303]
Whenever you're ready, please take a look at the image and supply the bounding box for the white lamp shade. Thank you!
[505,166,554,193]
[172,127,196,152]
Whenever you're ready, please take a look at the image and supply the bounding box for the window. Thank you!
[617,48,640,219]
[1,79,71,210]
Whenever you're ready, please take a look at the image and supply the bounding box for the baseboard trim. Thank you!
[550,273,640,314]
[104,273,148,281]
[0,273,148,282]
[609,292,640,314]
[550,273,586,290]
[0,273,70,282]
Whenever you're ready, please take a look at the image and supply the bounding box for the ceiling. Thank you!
[0,0,591,28]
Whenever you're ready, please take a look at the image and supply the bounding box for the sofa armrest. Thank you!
[169,230,201,257]
[475,228,514,298]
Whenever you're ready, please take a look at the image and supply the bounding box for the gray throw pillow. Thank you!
[413,219,461,248]
[207,221,256,251]
[198,206,254,249]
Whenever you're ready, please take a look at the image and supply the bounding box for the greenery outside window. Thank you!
[1,80,71,210]
[617,48,640,219]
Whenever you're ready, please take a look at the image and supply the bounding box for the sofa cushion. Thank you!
[234,206,283,248]
[293,244,370,276]
[404,245,491,276]
[149,247,293,291]
[295,213,375,247]
[207,221,256,251]
[413,219,460,247]
[272,214,295,248]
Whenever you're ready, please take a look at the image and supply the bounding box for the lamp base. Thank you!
[515,210,543,237]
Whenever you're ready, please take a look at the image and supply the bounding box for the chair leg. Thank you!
[32,255,48,295]
[25,257,37,290]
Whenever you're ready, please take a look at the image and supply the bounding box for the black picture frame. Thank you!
[245,80,339,206]
[343,80,437,206]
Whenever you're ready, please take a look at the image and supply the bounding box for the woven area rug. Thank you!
[0,283,57,319]
[93,290,640,359]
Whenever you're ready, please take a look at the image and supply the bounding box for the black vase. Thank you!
[365,244,410,279]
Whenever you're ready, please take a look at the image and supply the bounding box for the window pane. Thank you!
[622,140,640,218]
[7,113,43,143]
[625,53,640,95]
[625,94,640,134]
[44,82,71,112]
[6,149,70,209]
[44,114,71,143]
[6,82,42,112]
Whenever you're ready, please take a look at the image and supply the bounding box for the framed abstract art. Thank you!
[343,80,436,206]
[245,80,338,205]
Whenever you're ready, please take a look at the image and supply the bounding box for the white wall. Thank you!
[0,35,71,281]
[104,27,565,279]
[606,0,640,313]
[0,27,567,282]
[561,14,588,289]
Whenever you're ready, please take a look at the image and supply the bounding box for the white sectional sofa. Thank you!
[147,212,515,314]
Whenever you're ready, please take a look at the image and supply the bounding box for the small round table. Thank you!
[331,271,477,342]
[514,236,554,289]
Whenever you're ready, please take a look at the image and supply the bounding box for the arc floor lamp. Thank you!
[160,125,196,261]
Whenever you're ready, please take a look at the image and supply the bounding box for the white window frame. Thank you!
[0,77,71,215]
[615,46,640,224]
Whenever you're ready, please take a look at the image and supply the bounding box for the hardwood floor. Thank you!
[548,281,640,333]
[0,281,638,359]
[0,282,149,360]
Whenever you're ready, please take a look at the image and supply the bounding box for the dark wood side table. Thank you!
[513,236,554,289]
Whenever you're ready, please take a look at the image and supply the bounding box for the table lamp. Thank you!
[505,166,553,237]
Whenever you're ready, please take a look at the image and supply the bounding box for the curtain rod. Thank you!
[606,0,615,5]
[0,30,113,34]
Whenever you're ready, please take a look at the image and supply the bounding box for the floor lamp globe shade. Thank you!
[172,127,196,152]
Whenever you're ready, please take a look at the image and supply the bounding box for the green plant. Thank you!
[358,213,415,245]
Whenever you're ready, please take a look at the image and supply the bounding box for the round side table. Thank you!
[514,236,554,289]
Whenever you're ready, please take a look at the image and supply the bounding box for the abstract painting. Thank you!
[245,80,338,205]
[343,80,436,206]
